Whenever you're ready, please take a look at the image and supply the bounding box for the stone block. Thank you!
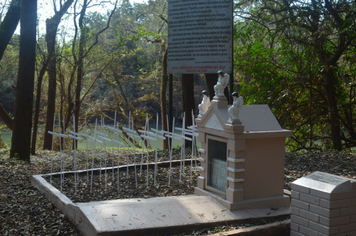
[290,222,299,231]
[291,206,300,216]
[291,183,310,194]
[340,206,356,216]
[331,216,351,226]
[291,198,310,211]
[352,197,356,206]
[299,208,319,222]
[309,204,339,218]
[291,214,309,227]
[334,233,356,236]
[291,190,300,200]
[290,230,304,236]
[320,198,352,209]
[310,189,331,200]
[330,191,356,201]
[291,172,356,236]
[320,215,350,227]
[339,223,356,233]
[319,216,329,226]
[309,221,339,235]
[300,192,320,205]
[299,225,318,236]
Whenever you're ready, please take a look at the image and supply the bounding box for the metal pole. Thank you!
[229,73,233,105]
[229,0,234,105]
[169,74,173,133]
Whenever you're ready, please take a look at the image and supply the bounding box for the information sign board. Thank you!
[168,0,233,74]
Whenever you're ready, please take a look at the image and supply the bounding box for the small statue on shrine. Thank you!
[214,70,229,97]
[228,92,243,120]
[198,90,211,115]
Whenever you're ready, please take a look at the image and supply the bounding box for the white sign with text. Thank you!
[168,0,233,74]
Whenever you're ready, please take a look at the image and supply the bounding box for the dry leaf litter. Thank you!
[1,149,355,235]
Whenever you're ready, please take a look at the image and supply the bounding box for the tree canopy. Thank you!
[234,0,356,151]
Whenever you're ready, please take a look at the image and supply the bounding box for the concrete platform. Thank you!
[32,174,290,236]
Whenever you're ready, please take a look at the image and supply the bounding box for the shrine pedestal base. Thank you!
[195,187,290,210]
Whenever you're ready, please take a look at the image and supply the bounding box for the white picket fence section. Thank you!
[47,111,200,194]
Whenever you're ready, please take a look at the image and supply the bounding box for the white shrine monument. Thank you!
[195,72,292,210]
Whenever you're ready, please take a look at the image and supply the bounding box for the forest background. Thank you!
[0,0,356,162]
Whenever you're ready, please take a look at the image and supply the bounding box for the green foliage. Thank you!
[0,124,7,149]
[11,152,20,161]
[0,36,19,115]
[234,0,356,151]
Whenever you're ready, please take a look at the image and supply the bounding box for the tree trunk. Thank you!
[160,41,168,150]
[10,0,37,161]
[182,74,195,148]
[0,103,13,130]
[74,58,83,135]
[43,56,57,149]
[324,67,342,151]
[205,74,217,101]
[43,0,74,150]
[0,0,21,61]
[0,0,21,131]
[74,0,88,138]
[31,64,47,154]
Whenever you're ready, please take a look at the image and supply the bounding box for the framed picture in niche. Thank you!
[207,136,227,193]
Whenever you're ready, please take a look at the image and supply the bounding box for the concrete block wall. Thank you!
[291,172,356,236]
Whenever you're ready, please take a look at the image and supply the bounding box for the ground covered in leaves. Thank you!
[1,149,356,235]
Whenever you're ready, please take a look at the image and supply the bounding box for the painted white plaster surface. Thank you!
[205,113,224,131]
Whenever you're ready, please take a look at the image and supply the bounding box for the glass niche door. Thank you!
[207,136,227,193]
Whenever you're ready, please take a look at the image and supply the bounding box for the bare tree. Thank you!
[36,0,74,152]
[10,0,37,161]
[0,0,20,61]
[62,0,117,133]
[0,0,21,130]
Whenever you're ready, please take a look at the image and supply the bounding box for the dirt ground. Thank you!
[1,149,355,235]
